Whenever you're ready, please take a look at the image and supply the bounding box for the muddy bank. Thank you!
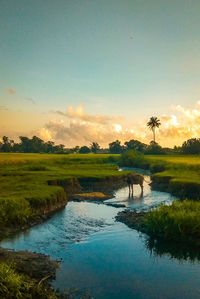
[0,247,61,298]
[0,247,59,280]
[116,210,147,233]
[151,175,200,199]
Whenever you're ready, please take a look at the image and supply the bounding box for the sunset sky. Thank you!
[1,0,200,147]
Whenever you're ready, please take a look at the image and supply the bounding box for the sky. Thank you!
[1,0,200,147]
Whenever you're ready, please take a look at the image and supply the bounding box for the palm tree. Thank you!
[147,117,161,143]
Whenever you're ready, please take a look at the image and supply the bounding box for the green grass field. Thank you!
[144,155,200,198]
[120,151,200,199]
[0,153,125,229]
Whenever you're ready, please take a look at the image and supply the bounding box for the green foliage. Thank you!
[147,116,161,142]
[119,150,149,168]
[119,153,200,199]
[109,140,123,154]
[124,139,147,152]
[182,138,200,154]
[90,142,100,153]
[0,263,32,298]
[79,146,91,153]
[0,198,31,227]
[0,262,59,298]
[145,200,200,241]
[144,141,166,155]
[0,135,66,154]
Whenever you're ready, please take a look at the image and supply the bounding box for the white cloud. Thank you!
[38,102,200,147]
[54,103,123,124]
[38,128,52,141]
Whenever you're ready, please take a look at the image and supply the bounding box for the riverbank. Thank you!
[119,151,200,199]
[0,153,127,240]
[116,199,200,246]
[0,247,60,298]
[0,153,127,298]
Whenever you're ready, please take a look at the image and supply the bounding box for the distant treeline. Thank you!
[0,135,200,155]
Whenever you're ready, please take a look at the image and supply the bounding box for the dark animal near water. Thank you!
[125,173,144,198]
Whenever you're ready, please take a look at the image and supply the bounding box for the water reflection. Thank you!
[106,177,175,211]
[1,170,200,298]
[145,236,200,263]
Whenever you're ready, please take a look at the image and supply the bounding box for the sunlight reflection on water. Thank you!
[1,169,200,299]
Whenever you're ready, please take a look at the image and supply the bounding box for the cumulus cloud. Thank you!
[54,103,123,124]
[38,118,139,147]
[38,101,200,147]
[25,98,35,104]
[7,88,15,95]
[38,128,52,141]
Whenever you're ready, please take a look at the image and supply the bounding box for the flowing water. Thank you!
[1,169,200,299]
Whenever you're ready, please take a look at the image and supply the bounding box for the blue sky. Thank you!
[1,0,200,146]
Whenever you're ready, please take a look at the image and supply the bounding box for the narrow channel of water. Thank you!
[1,170,200,299]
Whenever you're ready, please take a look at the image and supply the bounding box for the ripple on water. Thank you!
[1,172,200,299]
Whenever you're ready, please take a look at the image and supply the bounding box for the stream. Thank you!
[1,169,200,299]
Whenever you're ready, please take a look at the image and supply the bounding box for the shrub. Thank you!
[119,150,149,168]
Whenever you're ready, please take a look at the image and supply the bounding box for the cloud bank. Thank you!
[38,102,200,147]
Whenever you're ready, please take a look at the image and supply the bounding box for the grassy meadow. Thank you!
[120,151,200,199]
[0,153,124,230]
[145,155,200,198]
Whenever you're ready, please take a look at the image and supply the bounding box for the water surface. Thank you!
[1,171,200,299]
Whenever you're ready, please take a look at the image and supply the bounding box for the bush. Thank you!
[119,150,149,168]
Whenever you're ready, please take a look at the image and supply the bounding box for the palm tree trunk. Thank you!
[153,128,155,143]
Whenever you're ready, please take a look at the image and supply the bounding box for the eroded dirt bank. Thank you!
[0,175,126,242]
[0,175,126,298]
[116,210,147,233]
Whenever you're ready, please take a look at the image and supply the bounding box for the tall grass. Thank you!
[145,200,200,241]
[0,263,32,299]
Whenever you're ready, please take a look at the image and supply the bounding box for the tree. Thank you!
[109,140,123,154]
[182,138,200,154]
[90,142,100,153]
[71,146,80,153]
[79,146,91,154]
[144,141,165,155]
[124,139,147,153]
[147,117,161,143]
[1,136,12,152]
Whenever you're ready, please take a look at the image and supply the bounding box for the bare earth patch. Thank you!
[72,192,111,201]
